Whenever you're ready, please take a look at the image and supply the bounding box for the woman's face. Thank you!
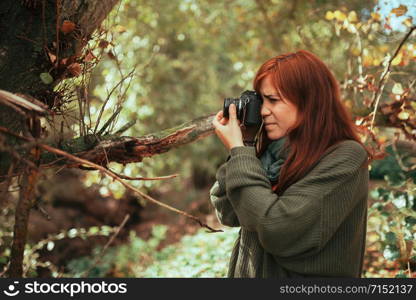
[259,75,299,140]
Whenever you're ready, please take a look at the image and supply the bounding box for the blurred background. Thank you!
[1,0,415,278]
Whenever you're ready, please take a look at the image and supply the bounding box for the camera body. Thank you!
[223,90,263,127]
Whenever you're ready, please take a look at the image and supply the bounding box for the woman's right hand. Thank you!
[212,104,244,151]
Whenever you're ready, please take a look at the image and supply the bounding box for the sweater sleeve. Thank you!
[209,160,240,227]
[225,142,368,259]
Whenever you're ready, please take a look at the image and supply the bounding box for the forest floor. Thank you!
[27,175,414,278]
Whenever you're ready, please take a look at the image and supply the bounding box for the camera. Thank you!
[223,90,263,127]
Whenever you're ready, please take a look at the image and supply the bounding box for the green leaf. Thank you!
[383,245,400,260]
[40,72,54,84]
[88,226,99,235]
[392,83,404,95]
[405,216,416,227]
[385,231,397,244]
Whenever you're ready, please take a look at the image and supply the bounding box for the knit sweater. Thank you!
[209,139,369,278]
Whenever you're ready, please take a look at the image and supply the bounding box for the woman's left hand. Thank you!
[212,103,244,151]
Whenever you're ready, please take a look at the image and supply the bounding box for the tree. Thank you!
[0,0,219,277]
[0,0,415,278]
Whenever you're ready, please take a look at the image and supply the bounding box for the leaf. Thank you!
[371,12,381,21]
[98,40,110,48]
[403,18,413,27]
[47,241,55,251]
[398,111,409,120]
[47,52,57,63]
[88,226,99,235]
[405,216,416,226]
[391,52,403,66]
[392,83,404,95]
[61,20,76,34]
[385,232,397,244]
[40,72,53,84]
[67,63,81,76]
[391,5,407,17]
[115,25,127,33]
[325,11,334,20]
[347,11,358,23]
[333,10,346,22]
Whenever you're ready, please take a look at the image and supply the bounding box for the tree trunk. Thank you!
[0,0,119,277]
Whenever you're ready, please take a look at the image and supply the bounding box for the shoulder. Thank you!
[329,139,367,160]
[316,139,368,171]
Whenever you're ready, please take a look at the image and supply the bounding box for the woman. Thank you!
[210,50,373,278]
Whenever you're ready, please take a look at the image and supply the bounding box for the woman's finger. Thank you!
[229,104,237,122]
[216,110,224,120]
[212,112,224,128]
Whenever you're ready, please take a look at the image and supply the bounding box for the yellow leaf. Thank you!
[391,5,407,17]
[334,10,346,22]
[392,83,404,95]
[372,58,381,66]
[378,136,387,143]
[348,11,358,23]
[403,18,413,27]
[363,55,373,67]
[115,25,127,33]
[379,45,389,53]
[398,111,409,120]
[325,11,334,20]
[371,12,381,21]
[392,52,403,66]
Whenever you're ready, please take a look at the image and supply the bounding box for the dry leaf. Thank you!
[99,40,110,48]
[391,5,408,17]
[67,63,81,76]
[107,51,116,60]
[48,52,57,63]
[84,51,96,62]
[61,20,76,34]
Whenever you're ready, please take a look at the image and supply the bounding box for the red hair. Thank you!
[253,50,373,195]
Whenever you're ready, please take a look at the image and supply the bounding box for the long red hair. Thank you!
[253,50,373,195]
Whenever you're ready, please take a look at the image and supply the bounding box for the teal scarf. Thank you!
[260,138,288,183]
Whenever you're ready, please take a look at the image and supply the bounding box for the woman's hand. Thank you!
[212,103,244,151]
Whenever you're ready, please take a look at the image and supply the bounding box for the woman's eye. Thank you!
[269,98,280,103]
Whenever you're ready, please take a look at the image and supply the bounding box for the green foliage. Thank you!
[369,145,416,184]
[0,225,118,278]
[365,180,416,277]
[65,225,239,278]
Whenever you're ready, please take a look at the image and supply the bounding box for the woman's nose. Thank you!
[261,103,271,117]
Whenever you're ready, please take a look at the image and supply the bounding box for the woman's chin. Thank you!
[267,131,285,140]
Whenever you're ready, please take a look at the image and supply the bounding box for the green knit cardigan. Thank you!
[210,140,369,278]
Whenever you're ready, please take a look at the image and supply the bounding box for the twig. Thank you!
[107,169,179,181]
[392,132,416,172]
[369,26,416,132]
[0,126,222,233]
[114,120,136,135]
[81,214,130,277]
[97,105,122,136]
[93,68,136,135]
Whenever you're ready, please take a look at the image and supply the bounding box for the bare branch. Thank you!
[0,126,222,233]
[81,214,130,277]
[369,26,416,132]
